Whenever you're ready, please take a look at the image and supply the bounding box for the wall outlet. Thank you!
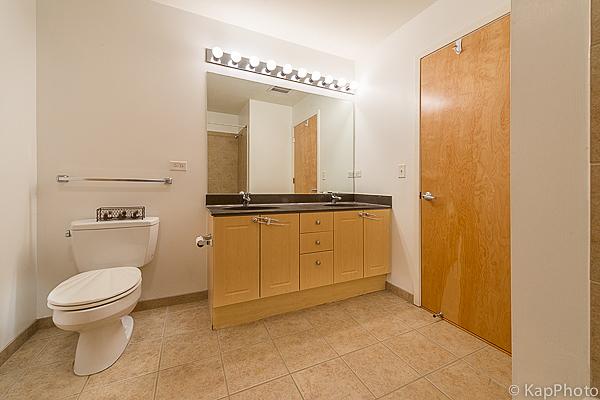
[170,160,188,171]
[321,170,327,180]
[354,170,362,178]
[398,164,406,178]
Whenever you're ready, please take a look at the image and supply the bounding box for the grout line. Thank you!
[216,326,231,397]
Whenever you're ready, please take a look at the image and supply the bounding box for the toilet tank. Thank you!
[69,217,159,272]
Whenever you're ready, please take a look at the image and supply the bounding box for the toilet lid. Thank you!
[48,267,141,308]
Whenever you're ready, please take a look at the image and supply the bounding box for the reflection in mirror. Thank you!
[207,73,354,194]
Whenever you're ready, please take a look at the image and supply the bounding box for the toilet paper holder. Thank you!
[196,234,213,248]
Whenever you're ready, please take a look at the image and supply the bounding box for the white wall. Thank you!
[355,0,510,304]
[207,111,241,134]
[248,99,292,193]
[292,96,354,193]
[511,0,590,391]
[36,0,354,317]
[0,0,37,349]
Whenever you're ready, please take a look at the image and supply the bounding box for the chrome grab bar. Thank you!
[56,175,173,184]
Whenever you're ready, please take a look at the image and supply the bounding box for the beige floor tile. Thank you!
[218,321,270,353]
[0,337,49,373]
[354,312,412,341]
[156,356,227,400]
[222,340,288,394]
[273,329,337,372]
[301,302,353,326]
[35,333,78,366]
[342,343,419,397]
[383,330,456,375]
[166,300,208,314]
[79,372,156,400]
[396,307,438,329]
[0,369,22,397]
[463,346,512,388]
[130,308,167,343]
[418,321,486,357]
[292,358,373,400]
[86,338,161,387]
[29,326,71,341]
[160,329,220,369]
[380,378,450,400]
[164,307,211,337]
[229,375,302,400]
[4,360,87,400]
[316,319,378,356]
[427,361,510,400]
[263,311,312,338]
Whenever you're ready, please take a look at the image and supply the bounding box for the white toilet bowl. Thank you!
[48,267,142,376]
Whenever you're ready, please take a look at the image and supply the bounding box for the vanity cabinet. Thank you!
[260,213,299,298]
[211,215,260,307]
[207,207,391,328]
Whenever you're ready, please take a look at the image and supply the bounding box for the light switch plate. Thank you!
[398,164,406,178]
[170,160,188,171]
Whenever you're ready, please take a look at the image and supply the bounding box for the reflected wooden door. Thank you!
[294,115,318,193]
[420,15,511,352]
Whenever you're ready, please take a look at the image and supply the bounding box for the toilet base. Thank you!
[74,315,134,376]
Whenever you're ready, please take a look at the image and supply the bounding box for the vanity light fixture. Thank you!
[230,51,241,65]
[205,47,357,94]
[248,56,260,69]
[310,71,321,84]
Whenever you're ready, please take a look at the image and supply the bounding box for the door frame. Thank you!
[414,12,510,306]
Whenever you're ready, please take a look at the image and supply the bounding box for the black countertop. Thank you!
[207,201,391,216]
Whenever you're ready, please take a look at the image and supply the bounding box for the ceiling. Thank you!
[153,0,435,60]
[207,73,309,114]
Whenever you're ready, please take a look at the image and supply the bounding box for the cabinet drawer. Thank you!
[300,231,333,254]
[300,251,333,290]
[300,212,333,233]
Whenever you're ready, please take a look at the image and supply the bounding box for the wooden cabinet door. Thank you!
[363,209,391,277]
[334,211,364,283]
[212,215,260,307]
[260,213,300,298]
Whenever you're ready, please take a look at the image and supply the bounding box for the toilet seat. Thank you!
[48,267,141,311]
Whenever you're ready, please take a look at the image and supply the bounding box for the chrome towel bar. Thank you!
[56,175,173,184]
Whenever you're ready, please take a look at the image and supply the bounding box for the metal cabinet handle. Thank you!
[315,260,321,266]
[315,220,321,225]
[252,216,286,226]
[315,240,321,245]
[421,191,436,201]
[359,212,380,220]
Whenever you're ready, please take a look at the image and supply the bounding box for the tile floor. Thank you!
[0,290,512,400]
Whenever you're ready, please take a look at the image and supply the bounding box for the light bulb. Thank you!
[282,64,293,75]
[310,71,321,83]
[230,51,241,64]
[324,75,334,85]
[296,68,307,79]
[349,81,359,91]
[336,77,348,89]
[249,56,260,69]
[211,46,223,60]
[266,59,277,72]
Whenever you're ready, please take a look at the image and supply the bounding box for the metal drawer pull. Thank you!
[315,220,321,225]
[252,216,286,226]
[315,260,322,266]
[315,240,321,245]
[359,212,381,220]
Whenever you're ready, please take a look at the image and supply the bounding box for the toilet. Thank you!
[47,217,159,376]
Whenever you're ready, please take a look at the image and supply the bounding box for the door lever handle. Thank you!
[421,192,436,201]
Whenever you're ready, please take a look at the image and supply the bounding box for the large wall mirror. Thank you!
[207,73,354,194]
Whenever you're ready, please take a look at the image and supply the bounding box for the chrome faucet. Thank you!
[240,191,251,207]
[328,191,342,204]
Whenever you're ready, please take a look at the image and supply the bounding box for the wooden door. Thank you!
[260,213,300,297]
[212,215,260,307]
[294,115,318,193]
[420,15,511,352]
[363,209,391,277]
[334,211,364,283]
